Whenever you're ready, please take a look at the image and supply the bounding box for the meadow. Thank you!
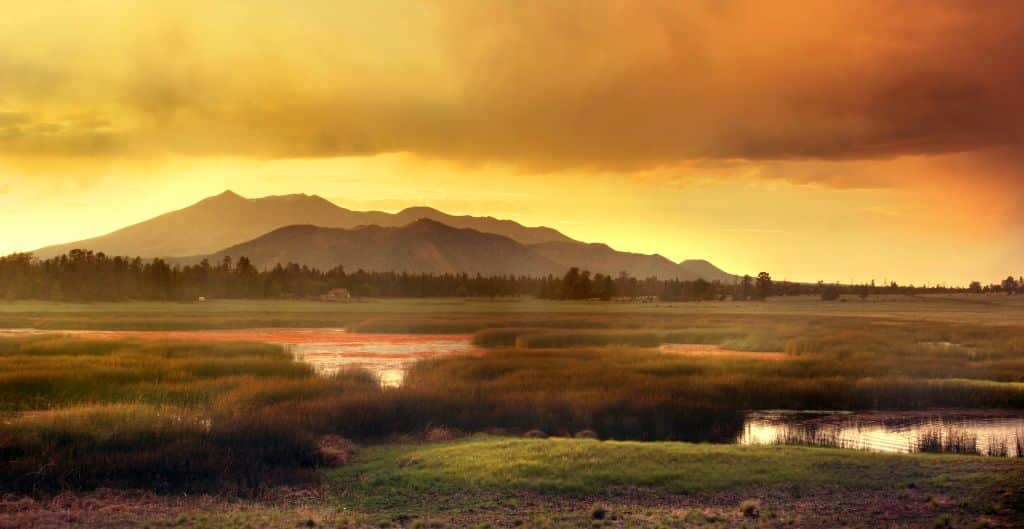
[2,295,1024,527]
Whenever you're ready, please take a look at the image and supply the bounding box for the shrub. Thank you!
[740,499,760,518]
[424,427,458,442]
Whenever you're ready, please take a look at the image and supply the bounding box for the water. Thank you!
[1,328,480,387]
[739,410,1024,456]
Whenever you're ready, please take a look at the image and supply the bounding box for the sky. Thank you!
[1,1,1023,285]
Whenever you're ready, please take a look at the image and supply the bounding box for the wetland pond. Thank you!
[739,409,1024,456]
[3,328,1023,455]
[1,327,480,387]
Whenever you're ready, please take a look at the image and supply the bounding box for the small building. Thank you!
[320,288,352,302]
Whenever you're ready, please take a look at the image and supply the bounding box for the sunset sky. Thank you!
[2,1,1023,285]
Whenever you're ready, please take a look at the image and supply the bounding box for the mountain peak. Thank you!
[216,190,243,200]
[400,206,443,215]
[404,217,455,231]
[201,190,245,204]
[678,259,737,283]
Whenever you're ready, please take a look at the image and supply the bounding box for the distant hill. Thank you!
[678,259,738,284]
[389,207,572,245]
[34,190,738,281]
[188,220,737,281]
[530,241,702,281]
[33,191,574,259]
[193,219,565,277]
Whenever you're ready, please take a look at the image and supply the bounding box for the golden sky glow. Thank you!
[2,1,1024,284]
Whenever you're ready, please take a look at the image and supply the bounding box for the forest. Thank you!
[0,249,992,302]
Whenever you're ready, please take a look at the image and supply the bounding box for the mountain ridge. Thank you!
[188,219,566,277]
[33,191,574,259]
[33,191,738,281]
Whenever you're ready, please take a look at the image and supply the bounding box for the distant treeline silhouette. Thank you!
[0,249,1001,302]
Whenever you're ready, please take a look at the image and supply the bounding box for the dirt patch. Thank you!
[4,483,1018,529]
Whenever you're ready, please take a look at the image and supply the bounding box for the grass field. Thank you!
[5,293,1024,329]
[2,295,1024,527]
[5,436,1022,528]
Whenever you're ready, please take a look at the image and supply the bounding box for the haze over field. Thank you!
[3,1,1024,284]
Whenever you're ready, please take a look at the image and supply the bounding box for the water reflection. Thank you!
[2,328,480,387]
[285,332,479,386]
[739,410,1024,456]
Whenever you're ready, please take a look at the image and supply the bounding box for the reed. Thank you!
[8,300,1024,492]
[913,428,980,455]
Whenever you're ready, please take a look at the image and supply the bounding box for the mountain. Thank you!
[678,259,737,284]
[33,191,574,259]
[33,191,356,259]
[530,241,702,281]
[388,207,572,245]
[34,190,738,281]
[192,221,735,281]
[195,219,564,277]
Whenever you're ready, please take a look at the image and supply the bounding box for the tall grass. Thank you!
[0,403,323,494]
[0,336,366,493]
[0,336,311,411]
[8,305,1024,492]
[912,428,979,455]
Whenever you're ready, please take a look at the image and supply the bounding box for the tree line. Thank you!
[0,249,1009,303]
[0,251,739,302]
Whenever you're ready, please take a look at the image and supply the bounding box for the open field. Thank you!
[2,296,1024,526]
[5,294,1024,329]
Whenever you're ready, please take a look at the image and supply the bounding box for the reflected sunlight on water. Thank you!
[739,410,1024,456]
[2,328,480,387]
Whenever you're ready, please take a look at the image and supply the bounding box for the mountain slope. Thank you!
[530,241,703,280]
[389,207,572,245]
[198,219,565,276]
[33,191,363,259]
[33,191,574,258]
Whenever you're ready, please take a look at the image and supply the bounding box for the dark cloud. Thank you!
[2,1,1024,181]
[431,1,1024,168]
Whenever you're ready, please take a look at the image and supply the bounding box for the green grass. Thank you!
[6,294,1024,329]
[329,435,1024,509]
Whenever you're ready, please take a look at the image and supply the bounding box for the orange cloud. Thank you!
[2,0,1024,250]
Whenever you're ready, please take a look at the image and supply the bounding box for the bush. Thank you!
[740,499,760,518]
[424,427,458,442]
